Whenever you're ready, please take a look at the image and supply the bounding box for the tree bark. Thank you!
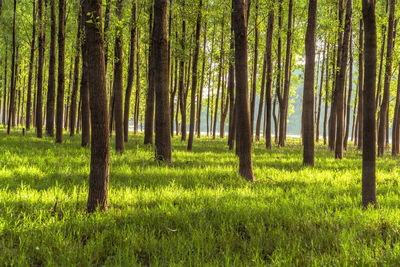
[123,1,136,143]
[316,42,326,142]
[392,65,400,155]
[113,0,125,153]
[178,4,187,141]
[153,0,172,162]
[188,0,202,151]
[378,0,395,157]
[26,0,36,131]
[197,22,207,138]
[303,0,317,166]
[81,24,90,148]
[335,0,352,159]
[7,0,16,135]
[232,0,255,181]
[134,29,141,134]
[250,0,259,140]
[361,0,377,208]
[344,37,353,150]
[55,0,66,143]
[82,0,110,213]
[358,20,364,149]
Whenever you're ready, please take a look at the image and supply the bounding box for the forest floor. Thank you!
[1,129,400,266]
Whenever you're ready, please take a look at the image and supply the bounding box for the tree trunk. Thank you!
[178,5,187,141]
[123,1,136,143]
[113,0,125,153]
[7,0,16,135]
[323,44,329,145]
[81,27,90,148]
[153,0,172,162]
[344,37,353,150]
[197,22,207,138]
[275,0,282,146]
[82,0,110,213]
[316,42,326,142]
[361,0,377,208]
[144,3,155,145]
[264,9,274,149]
[55,0,66,143]
[188,0,203,151]
[70,10,82,137]
[378,0,395,157]
[2,47,7,126]
[26,0,36,131]
[232,0,255,181]
[45,0,56,137]
[303,0,317,166]
[250,0,259,140]
[358,20,364,149]
[278,0,293,147]
[134,29,141,134]
[335,0,352,159]
[35,0,44,137]
[392,65,400,155]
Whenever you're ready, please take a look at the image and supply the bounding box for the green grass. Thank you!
[1,129,400,266]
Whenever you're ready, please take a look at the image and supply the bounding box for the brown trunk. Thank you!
[153,0,172,162]
[227,25,235,149]
[206,23,216,137]
[197,23,207,138]
[7,0,16,135]
[278,0,293,147]
[82,0,110,213]
[134,29,141,134]
[45,0,56,137]
[275,0,282,145]
[113,0,125,153]
[323,44,329,145]
[250,0,259,139]
[35,0,44,137]
[144,3,155,145]
[188,0,203,151]
[70,10,82,137]
[378,0,395,157]
[316,42,326,142]
[178,5,187,141]
[232,0,255,181]
[103,0,111,73]
[264,9,274,149]
[2,47,7,126]
[55,0,66,143]
[361,0,377,208]
[335,0,352,159]
[392,65,400,155]
[123,1,136,143]
[26,0,36,131]
[170,52,178,136]
[303,0,317,166]
[344,37,353,150]
[81,27,90,148]
[357,20,364,149]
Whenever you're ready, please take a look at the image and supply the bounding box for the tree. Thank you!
[113,0,125,153]
[377,0,395,157]
[123,0,136,143]
[7,0,16,135]
[361,0,377,208]
[232,0,254,182]
[264,7,274,149]
[36,0,45,138]
[303,0,317,166]
[56,0,66,143]
[334,0,352,159]
[153,0,172,162]
[82,0,110,213]
[357,20,364,149]
[188,0,203,151]
[26,0,36,131]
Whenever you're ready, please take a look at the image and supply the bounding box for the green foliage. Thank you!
[1,131,400,265]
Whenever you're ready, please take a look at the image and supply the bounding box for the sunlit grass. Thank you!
[1,128,400,265]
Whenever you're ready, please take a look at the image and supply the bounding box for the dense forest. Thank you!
[1,0,399,265]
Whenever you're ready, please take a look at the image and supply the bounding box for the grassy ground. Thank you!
[1,129,400,266]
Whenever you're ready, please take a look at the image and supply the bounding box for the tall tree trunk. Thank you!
[7,0,17,135]
[392,65,400,155]
[197,22,207,138]
[82,0,110,213]
[206,23,216,137]
[103,0,111,73]
[335,0,352,159]
[344,38,353,150]
[361,0,377,208]
[178,4,187,141]
[264,8,274,149]
[26,0,36,131]
[232,0,255,181]
[227,25,236,149]
[358,20,364,149]
[316,42,326,142]
[55,0,66,143]
[275,0,282,146]
[70,10,82,137]
[303,0,317,166]
[378,0,395,157]
[170,53,178,136]
[323,44,329,145]
[81,27,90,147]
[250,0,259,139]
[153,0,172,162]
[2,47,7,126]
[278,0,293,147]
[123,1,136,143]
[45,0,56,137]
[113,0,125,153]
[144,3,155,145]
[134,29,141,134]
[188,0,203,151]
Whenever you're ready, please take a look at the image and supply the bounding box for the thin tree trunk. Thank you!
[134,29,141,134]
[344,37,353,150]
[378,0,395,157]
[188,0,203,151]
[178,4,187,141]
[392,65,400,155]
[7,0,16,135]
[358,20,364,149]
[81,24,90,148]
[26,0,36,131]
[250,0,259,139]
[123,1,136,143]
[316,42,327,142]
[197,22,207,138]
